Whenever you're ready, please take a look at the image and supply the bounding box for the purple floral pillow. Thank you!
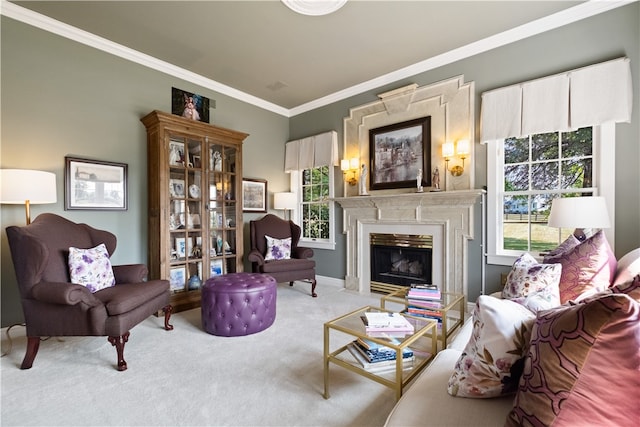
[68,243,116,293]
[502,253,562,312]
[264,235,292,261]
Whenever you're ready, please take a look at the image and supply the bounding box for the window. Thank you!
[289,166,336,250]
[487,123,614,265]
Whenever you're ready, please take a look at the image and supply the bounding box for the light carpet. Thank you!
[1,283,400,426]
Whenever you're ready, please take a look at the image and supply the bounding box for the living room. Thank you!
[1,1,639,425]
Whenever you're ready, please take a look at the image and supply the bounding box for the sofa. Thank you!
[385,241,640,427]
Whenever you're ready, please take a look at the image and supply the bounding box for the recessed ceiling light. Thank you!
[281,0,348,16]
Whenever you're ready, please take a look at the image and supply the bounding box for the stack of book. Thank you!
[407,285,443,324]
[347,336,415,373]
[363,312,414,335]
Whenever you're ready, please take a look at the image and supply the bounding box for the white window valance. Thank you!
[481,57,632,142]
[284,130,338,172]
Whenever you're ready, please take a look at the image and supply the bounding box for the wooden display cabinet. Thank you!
[141,110,249,312]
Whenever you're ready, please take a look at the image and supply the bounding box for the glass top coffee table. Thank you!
[323,305,437,401]
[380,290,465,349]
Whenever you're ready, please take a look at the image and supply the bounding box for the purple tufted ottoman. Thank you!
[201,273,277,337]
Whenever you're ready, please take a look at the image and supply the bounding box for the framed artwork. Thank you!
[65,156,128,210]
[210,259,224,276]
[169,267,185,291]
[369,116,431,191]
[175,237,187,259]
[242,178,267,212]
[169,179,185,197]
[171,87,210,123]
[168,140,185,166]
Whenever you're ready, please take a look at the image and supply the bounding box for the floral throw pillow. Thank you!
[264,235,292,261]
[68,243,116,293]
[447,295,536,398]
[502,253,562,312]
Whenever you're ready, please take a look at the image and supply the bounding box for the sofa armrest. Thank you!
[31,281,102,307]
[293,246,314,259]
[247,250,265,265]
[112,264,148,283]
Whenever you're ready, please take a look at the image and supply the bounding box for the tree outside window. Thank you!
[301,166,330,240]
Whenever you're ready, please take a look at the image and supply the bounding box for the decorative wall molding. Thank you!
[343,76,475,197]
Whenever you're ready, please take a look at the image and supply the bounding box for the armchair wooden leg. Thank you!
[20,336,40,370]
[108,332,130,371]
[310,279,318,298]
[163,305,174,331]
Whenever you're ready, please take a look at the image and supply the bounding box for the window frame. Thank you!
[289,167,336,250]
[486,123,615,266]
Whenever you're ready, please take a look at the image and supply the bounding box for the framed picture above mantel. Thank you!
[369,116,431,191]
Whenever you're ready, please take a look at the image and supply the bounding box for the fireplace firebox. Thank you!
[370,233,432,293]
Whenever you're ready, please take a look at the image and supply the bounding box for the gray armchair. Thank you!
[5,213,172,371]
[248,214,317,297]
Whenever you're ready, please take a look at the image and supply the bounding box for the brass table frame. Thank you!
[380,290,465,349]
[323,305,437,401]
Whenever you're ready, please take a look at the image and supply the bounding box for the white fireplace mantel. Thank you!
[335,189,485,297]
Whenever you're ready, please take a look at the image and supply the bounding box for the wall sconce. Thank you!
[0,169,57,224]
[341,157,359,186]
[443,139,470,176]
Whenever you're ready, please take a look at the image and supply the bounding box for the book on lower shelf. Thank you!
[346,342,415,373]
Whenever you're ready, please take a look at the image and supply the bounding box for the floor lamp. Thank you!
[0,169,57,224]
[274,192,296,221]
[547,196,611,241]
[0,169,57,357]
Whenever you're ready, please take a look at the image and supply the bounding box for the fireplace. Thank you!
[370,233,432,293]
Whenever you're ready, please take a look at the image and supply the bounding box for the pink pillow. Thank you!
[612,248,640,287]
[543,230,617,303]
[505,293,640,427]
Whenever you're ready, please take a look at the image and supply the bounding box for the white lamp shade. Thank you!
[340,159,350,171]
[442,142,455,158]
[547,196,611,229]
[456,139,470,155]
[0,169,57,204]
[349,157,359,170]
[274,192,297,210]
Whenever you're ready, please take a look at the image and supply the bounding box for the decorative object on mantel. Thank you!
[430,167,441,192]
[360,164,369,196]
[416,169,424,193]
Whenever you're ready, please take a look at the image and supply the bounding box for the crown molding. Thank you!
[1,0,634,118]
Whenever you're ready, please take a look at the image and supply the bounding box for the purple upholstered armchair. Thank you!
[5,213,173,371]
[248,214,317,297]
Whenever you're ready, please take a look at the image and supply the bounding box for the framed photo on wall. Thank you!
[242,178,267,212]
[171,87,210,123]
[65,156,128,210]
[369,116,431,191]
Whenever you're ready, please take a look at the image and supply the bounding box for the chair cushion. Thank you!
[94,281,169,316]
[261,258,315,273]
[264,235,291,260]
[68,243,116,293]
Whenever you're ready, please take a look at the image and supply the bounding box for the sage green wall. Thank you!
[0,17,289,326]
[290,3,640,301]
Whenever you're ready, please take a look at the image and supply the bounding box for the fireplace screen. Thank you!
[370,234,432,291]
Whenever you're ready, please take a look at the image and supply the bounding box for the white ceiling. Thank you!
[5,1,629,116]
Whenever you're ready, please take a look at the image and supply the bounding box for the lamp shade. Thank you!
[547,196,611,229]
[442,142,455,158]
[0,169,57,204]
[274,192,297,210]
